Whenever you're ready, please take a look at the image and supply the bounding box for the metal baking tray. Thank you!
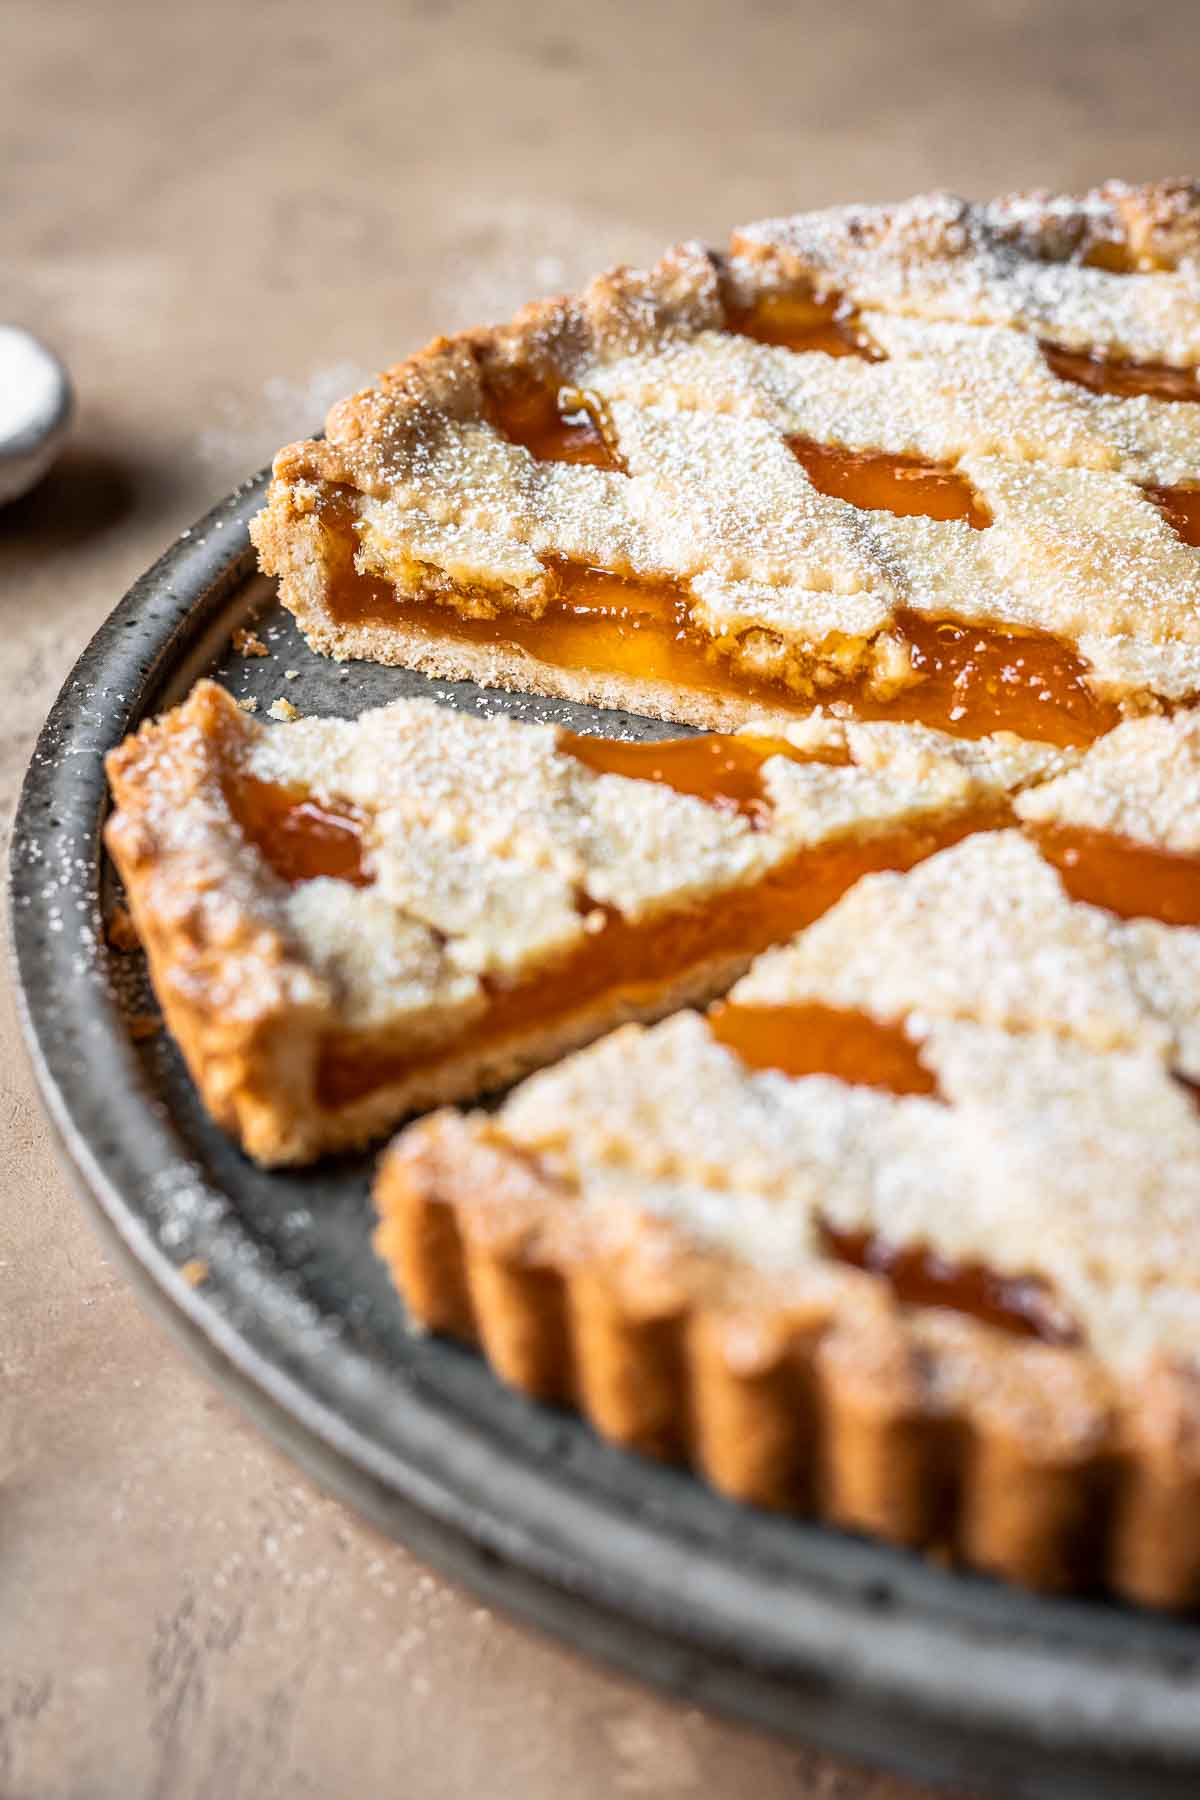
[11,474,1200,1799]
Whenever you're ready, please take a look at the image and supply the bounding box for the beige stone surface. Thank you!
[4,0,1200,1793]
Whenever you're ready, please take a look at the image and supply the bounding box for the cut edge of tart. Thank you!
[103,680,1055,1164]
[374,787,1200,1609]
[252,179,1200,746]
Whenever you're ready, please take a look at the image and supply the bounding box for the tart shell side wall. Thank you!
[374,1120,1200,1612]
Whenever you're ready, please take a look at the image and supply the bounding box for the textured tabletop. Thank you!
[4,1,1199,1794]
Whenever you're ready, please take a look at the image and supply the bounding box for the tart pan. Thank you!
[11,473,1200,1800]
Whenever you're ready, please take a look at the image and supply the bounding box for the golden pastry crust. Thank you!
[104,682,1040,1164]
[252,181,1200,729]
[377,808,1200,1608]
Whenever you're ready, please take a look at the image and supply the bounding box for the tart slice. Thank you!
[376,718,1200,1606]
[103,681,1054,1164]
[252,180,1200,744]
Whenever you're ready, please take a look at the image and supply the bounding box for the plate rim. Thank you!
[10,472,1200,1798]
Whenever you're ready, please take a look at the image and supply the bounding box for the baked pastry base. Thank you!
[291,608,797,736]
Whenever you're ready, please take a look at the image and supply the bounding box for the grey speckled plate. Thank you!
[10,474,1200,1800]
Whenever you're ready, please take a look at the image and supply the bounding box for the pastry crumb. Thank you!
[179,1257,209,1288]
[283,668,300,680]
[268,697,301,721]
[233,627,269,657]
[106,904,140,951]
[237,695,259,714]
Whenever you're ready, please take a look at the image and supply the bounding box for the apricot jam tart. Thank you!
[109,181,1200,1611]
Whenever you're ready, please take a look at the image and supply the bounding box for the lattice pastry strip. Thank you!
[589,318,1200,482]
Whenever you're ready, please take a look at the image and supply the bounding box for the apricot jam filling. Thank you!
[323,521,1116,748]
[1041,340,1200,405]
[708,1000,937,1094]
[1078,238,1177,275]
[818,1222,1080,1345]
[315,813,989,1108]
[483,374,622,470]
[560,728,847,823]
[326,549,795,712]
[788,437,992,528]
[224,772,372,887]
[1144,483,1200,547]
[1026,824,1200,926]
[725,293,881,360]
[887,616,1118,746]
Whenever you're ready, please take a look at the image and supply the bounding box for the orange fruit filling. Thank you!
[1041,341,1200,405]
[788,436,992,528]
[1144,482,1200,547]
[328,554,807,712]
[889,616,1119,745]
[707,999,937,1094]
[1027,823,1200,926]
[560,727,847,823]
[322,529,1118,749]
[224,772,372,887]
[484,374,622,470]
[724,293,881,359]
[818,1222,1079,1345]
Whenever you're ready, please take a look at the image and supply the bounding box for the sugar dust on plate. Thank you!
[0,326,73,504]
